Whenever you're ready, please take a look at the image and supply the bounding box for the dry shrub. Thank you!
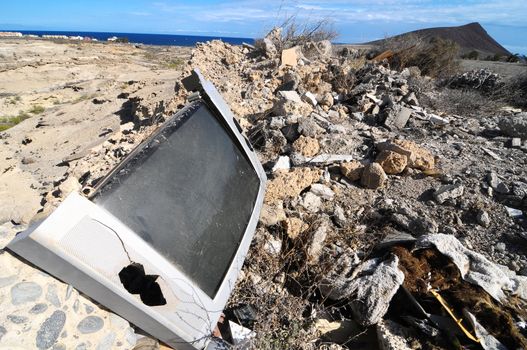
[379,34,460,78]
[279,16,338,49]
[497,71,527,108]
[421,88,502,117]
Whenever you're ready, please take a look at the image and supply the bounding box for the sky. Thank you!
[1,0,526,54]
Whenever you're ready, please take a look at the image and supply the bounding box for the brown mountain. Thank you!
[368,22,510,57]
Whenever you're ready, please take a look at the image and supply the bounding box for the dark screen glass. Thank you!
[92,103,260,298]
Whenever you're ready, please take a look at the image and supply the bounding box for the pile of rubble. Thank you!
[448,68,502,93]
[180,29,527,349]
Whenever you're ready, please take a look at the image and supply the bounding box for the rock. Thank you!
[301,192,322,213]
[377,320,413,350]
[271,156,290,173]
[283,217,308,239]
[11,281,43,305]
[292,135,320,157]
[297,117,324,137]
[434,183,464,204]
[361,163,388,189]
[511,138,522,148]
[340,161,364,181]
[280,123,300,143]
[409,217,439,235]
[499,113,527,138]
[77,316,104,334]
[333,205,347,227]
[8,315,28,324]
[278,90,301,103]
[301,92,318,106]
[318,93,334,109]
[96,332,117,350]
[486,172,499,189]
[36,310,66,349]
[274,99,312,117]
[384,105,412,130]
[477,210,491,227]
[30,303,48,314]
[276,71,300,92]
[259,201,287,226]
[262,38,277,58]
[403,92,418,106]
[263,235,282,255]
[392,139,435,170]
[46,284,61,307]
[495,242,506,252]
[281,47,298,67]
[349,255,404,326]
[375,150,407,175]
[496,182,510,194]
[310,183,335,200]
[307,219,330,263]
[265,167,321,203]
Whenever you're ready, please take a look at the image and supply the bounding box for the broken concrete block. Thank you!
[297,117,324,138]
[361,163,388,189]
[434,183,464,204]
[301,91,318,106]
[278,90,301,103]
[274,100,312,117]
[307,219,329,264]
[384,105,412,130]
[264,167,321,203]
[262,38,277,58]
[375,150,407,175]
[340,161,364,181]
[310,183,335,200]
[511,138,522,148]
[281,47,299,67]
[387,139,435,171]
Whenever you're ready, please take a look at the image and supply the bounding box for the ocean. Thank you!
[13,30,254,46]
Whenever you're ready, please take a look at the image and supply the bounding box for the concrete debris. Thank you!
[271,156,290,173]
[306,218,330,264]
[417,234,527,303]
[384,105,412,130]
[283,217,308,240]
[281,47,299,67]
[301,91,318,106]
[499,113,527,138]
[434,183,464,204]
[310,183,335,200]
[301,192,322,213]
[297,117,325,138]
[264,167,321,203]
[259,201,287,226]
[377,320,413,350]
[347,255,405,326]
[449,69,502,93]
[277,90,301,103]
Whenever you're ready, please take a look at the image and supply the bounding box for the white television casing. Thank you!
[8,69,266,350]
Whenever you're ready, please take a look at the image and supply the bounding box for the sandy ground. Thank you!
[0,38,191,223]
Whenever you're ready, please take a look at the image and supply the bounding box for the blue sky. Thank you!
[1,0,526,54]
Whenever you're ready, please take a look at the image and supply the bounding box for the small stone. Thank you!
[96,332,116,350]
[384,105,412,130]
[263,236,282,256]
[259,201,286,226]
[301,192,322,213]
[8,314,28,324]
[496,182,510,194]
[36,310,66,350]
[434,183,464,204]
[84,304,94,314]
[46,284,61,308]
[486,172,499,189]
[301,91,318,106]
[307,219,329,264]
[361,163,388,189]
[283,217,308,240]
[278,90,301,103]
[511,138,521,148]
[293,135,320,157]
[73,299,80,313]
[77,316,104,334]
[281,47,298,67]
[11,281,43,305]
[333,205,347,227]
[271,156,290,173]
[30,303,49,314]
[375,150,407,174]
[340,161,364,181]
[477,210,491,227]
[310,183,334,200]
[297,117,324,137]
[495,242,506,252]
[65,285,73,301]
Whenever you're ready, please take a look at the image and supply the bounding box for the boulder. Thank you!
[375,150,407,174]
[361,163,388,189]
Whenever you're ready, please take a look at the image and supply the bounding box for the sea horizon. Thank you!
[1,29,254,46]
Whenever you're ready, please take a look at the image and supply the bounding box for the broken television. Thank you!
[8,69,266,350]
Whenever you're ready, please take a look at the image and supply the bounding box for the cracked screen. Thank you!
[92,103,260,298]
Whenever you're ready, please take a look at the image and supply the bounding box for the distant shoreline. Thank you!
[0,30,254,47]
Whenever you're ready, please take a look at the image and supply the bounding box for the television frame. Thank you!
[8,69,266,350]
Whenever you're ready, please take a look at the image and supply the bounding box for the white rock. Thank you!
[310,184,334,200]
[272,156,290,173]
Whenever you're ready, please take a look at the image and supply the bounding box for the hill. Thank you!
[368,22,510,57]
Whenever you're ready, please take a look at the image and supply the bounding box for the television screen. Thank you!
[91,102,261,298]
